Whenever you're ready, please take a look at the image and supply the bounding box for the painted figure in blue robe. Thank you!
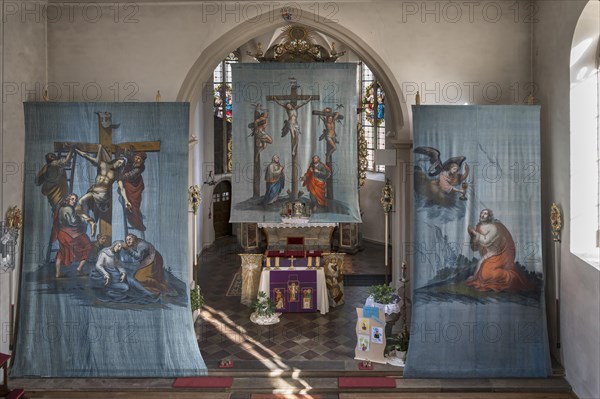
[264,155,285,205]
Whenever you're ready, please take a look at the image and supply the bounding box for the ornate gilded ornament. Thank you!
[188,185,202,215]
[227,137,233,173]
[357,123,368,187]
[5,206,22,230]
[550,202,562,242]
[247,25,345,63]
[380,179,393,213]
[1,206,21,273]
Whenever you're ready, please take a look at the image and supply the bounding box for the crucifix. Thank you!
[312,106,344,200]
[288,256,295,270]
[267,78,320,200]
[54,112,160,241]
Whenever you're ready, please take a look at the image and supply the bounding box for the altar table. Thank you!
[258,267,329,315]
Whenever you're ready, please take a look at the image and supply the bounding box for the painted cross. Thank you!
[54,112,160,241]
[267,78,320,200]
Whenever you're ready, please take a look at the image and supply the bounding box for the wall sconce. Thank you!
[204,171,216,186]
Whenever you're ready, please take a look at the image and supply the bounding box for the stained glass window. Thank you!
[360,63,386,172]
[213,52,239,174]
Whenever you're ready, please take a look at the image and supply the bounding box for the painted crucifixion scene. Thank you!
[231,64,361,223]
[31,111,187,308]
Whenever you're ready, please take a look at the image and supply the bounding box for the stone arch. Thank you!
[177,8,409,139]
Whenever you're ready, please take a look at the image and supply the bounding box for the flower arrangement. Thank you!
[368,283,400,305]
[252,291,276,317]
[190,286,205,312]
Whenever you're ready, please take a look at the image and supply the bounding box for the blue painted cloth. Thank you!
[12,103,207,377]
[230,63,360,223]
[404,105,551,378]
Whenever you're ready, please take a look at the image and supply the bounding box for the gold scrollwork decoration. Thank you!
[5,206,22,230]
[357,123,368,187]
[227,137,233,173]
[550,202,562,242]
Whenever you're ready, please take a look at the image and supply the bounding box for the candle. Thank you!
[266,257,271,268]
[316,257,320,267]
[308,257,313,267]
[275,257,280,268]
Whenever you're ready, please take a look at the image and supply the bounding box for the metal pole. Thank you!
[193,214,197,269]
[554,243,561,349]
[384,213,389,284]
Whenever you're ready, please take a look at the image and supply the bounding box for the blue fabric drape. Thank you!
[404,105,551,378]
[230,63,360,223]
[12,102,206,377]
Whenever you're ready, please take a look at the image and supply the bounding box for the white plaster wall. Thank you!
[46,1,532,104]
[0,0,47,375]
[359,178,385,243]
[534,1,600,398]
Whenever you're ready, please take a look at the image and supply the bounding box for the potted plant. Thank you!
[250,291,281,325]
[366,283,401,337]
[385,330,409,365]
[190,283,205,322]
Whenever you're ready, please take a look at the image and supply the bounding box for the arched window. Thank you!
[360,62,386,173]
[570,2,600,269]
[212,51,239,174]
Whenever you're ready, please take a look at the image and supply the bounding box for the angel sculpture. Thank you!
[414,146,470,205]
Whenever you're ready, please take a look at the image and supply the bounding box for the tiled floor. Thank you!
[196,236,391,369]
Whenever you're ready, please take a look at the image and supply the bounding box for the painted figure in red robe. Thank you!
[119,151,147,231]
[53,193,93,278]
[301,155,332,209]
[466,209,533,293]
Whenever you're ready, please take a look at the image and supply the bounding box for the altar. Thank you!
[258,222,337,252]
[258,266,329,315]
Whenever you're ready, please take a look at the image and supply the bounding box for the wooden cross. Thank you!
[54,112,160,241]
[267,78,320,200]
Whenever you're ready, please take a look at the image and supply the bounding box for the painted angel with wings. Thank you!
[414,146,470,205]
